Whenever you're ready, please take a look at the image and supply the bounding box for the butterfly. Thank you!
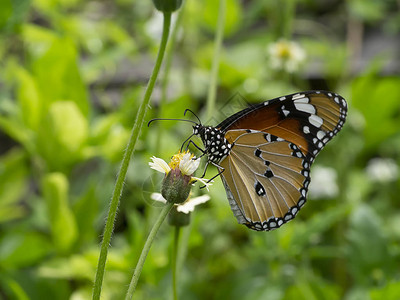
[150,91,347,231]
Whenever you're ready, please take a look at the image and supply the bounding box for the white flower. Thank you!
[151,193,211,214]
[148,151,213,191]
[308,166,339,199]
[366,158,399,183]
[268,39,306,73]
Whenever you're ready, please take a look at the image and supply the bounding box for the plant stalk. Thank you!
[125,202,174,299]
[92,12,172,300]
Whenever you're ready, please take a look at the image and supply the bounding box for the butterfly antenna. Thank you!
[184,109,202,125]
[147,118,198,127]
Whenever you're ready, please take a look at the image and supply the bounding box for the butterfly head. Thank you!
[193,124,232,163]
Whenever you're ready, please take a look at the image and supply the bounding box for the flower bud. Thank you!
[152,0,182,12]
[161,168,191,204]
[168,206,191,227]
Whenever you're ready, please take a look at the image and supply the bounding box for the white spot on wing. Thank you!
[303,126,310,134]
[317,130,326,139]
[283,109,290,117]
[292,93,305,100]
[293,97,309,104]
[294,103,316,114]
[309,115,323,128]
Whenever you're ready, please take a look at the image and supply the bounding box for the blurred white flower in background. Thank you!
[267,39,306,73]
[151,193,210,214]
[309,165,339,199]
[366,158,399,183]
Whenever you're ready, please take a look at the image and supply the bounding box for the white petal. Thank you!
[179,154,200,175]
[151,192,167,204]
[149,156,170,174]
[177,195,211,214]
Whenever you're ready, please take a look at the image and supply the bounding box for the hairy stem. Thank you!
[92,12,172,300]
[125,202,175,299]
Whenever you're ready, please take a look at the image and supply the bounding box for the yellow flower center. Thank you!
[168,150,193,169]
[277,42,291,60]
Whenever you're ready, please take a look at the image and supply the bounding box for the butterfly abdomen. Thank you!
[193,125,232,163]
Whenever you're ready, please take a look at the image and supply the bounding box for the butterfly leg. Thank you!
[199,162,209,178]
[186,140,206,155]
[199,162,225,189]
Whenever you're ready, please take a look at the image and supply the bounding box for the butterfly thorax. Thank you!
[193,124,232,163]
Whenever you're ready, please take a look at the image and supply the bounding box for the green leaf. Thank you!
[42,173,78,253]
[0,113,32,149]
[192,0,242,37]
[0,276,30,300]
[15,67,42,130]
[370,281,400,300]
[90,114,130,162]
[0,0,12,30]
[0,148,28,223]
[346,205,392,282]
[38,255,94,281]
[351,75,400,150]
[0,231,52,268]
[73,185,98,245]
[36,101,88,171]
[348,0,385,23]
[22,24,89,116]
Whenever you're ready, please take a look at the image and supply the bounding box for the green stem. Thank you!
[172,226,181,300]
[92,12,172,300]
[125,202,175,300]
[206,0,226,120]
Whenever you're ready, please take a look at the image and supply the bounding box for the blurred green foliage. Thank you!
[0,0,400,299]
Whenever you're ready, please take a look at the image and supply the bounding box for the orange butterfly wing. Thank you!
[218,91,347,160]
[216,91,347,230]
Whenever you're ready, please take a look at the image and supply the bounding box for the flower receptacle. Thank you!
[161,168,191,204]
